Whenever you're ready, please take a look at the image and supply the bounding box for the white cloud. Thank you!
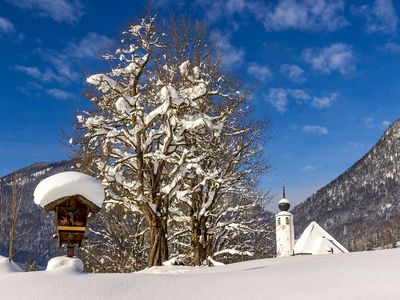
[303,43,356,75]
[225,0,247,15]
[266,87,338,112]
[45,32,111,82]
[16,81,43,96]
[44,54,80,82]
[15,65,41,78]
[266,88,289,113]
[351,0,398,34]
[302,125,328,135]
[8,0,84,24]
[15,65,63,82]
[384,42,400,53]
[381,120,391,128]
[280,64,306,83]
[210,30,244,66]
[195,0,251,24]
[364,118,392,129]
[46,88,74,100]
[156,0,186,9]
[0,16,15,35]
[290,89,310,102]
[16,80,75,100]
[194,0,224,22]
[16,33,111,84]
[16,65,65,82]
[67,33,112,59]
[302,165,317,171]
[364,117,374,128]
[266,88,310,112]
[247,63,272,81]
[311,93,338,109]
[348,142,365,149]
[249,0,347,32]
[195,0,347,32]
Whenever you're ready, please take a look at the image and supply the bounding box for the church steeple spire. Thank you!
[283,183,286,199]
[278,183,290,211]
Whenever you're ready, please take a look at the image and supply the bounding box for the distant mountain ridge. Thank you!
[293,120,400,251]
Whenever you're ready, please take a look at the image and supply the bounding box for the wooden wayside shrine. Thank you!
[34,171,104,258]
[44,195,101,257]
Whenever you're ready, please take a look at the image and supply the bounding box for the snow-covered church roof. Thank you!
[293,221,348,255]
[33,171,105,210]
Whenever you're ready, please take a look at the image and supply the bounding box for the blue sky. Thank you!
[0,0,399,209]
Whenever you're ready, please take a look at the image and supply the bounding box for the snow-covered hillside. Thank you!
[293,119,400,251]
[1,249,399,300]
[0,160,75,265]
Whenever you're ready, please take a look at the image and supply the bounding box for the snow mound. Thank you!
[0,256,23,273]
[46,256,84,273]
[33,171,105,209]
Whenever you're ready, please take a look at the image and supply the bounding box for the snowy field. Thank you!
[1,248,399,300]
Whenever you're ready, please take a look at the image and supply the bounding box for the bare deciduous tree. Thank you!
[80,205,148,272]
[0,183,4,241]
[9,180,22,262]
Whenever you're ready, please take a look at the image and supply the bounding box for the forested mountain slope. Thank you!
[293,120,400,251]
[0,160,74,266]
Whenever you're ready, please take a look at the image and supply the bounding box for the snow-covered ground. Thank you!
[1,248,399,300]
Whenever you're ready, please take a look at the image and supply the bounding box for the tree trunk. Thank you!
[9,181,21,262]
[9,222,15,262]
[191,233,204,266]
[191,217,208,266]
[147,216,168,267]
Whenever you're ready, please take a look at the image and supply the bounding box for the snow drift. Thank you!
[46,256,84,273]
[0,256,23,273]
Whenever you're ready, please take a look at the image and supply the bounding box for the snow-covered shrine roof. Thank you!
[33,171,105,211]
[293,221,349,255]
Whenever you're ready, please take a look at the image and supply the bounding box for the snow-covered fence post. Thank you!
[33,172,104,258]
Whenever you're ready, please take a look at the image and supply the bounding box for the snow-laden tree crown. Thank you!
[75,16,270,268]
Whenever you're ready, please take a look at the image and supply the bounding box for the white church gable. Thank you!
[293,221,349,255]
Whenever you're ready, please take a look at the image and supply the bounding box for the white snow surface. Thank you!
[46,256,84,273]
[33,171,105,208]
[293,221,349,255]
[1,249,400,299]
[0,256,23,273]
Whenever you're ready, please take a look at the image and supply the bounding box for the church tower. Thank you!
[275,184,294,257]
